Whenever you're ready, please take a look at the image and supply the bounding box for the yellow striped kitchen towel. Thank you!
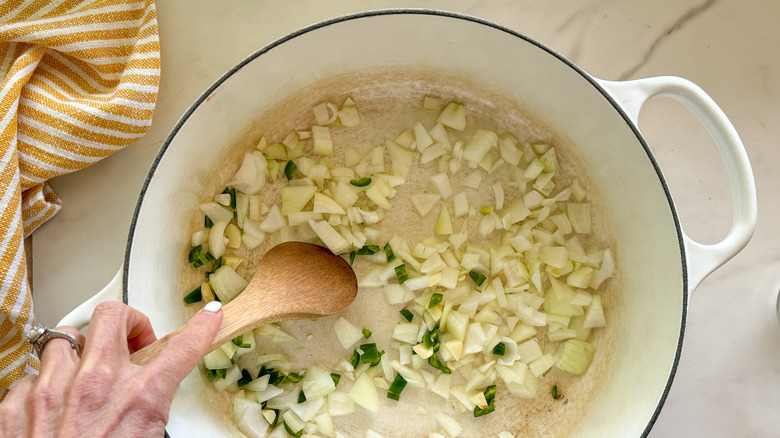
[0,0,160,397]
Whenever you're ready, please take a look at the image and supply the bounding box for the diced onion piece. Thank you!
[313,102,338,125]
[338,106,362,127]
[200,202,233,223]
[259,204,286,233]
[230,152,268,195]
[309,219,350,254]
[529,353,556,377]
[414,122,434,151]
[208,221,228,258]
[333,317,364,349]
[538,246,568,269]
[445,310,468,341]
[411,194,441,217]
[348,373,379,413]
[383,284,407,305]
[567,266,594,288]
[463,129,498,165]
[556,339,596,375]
[244,375,269,393]
[328,391,355,416]
[517,339,543,364]
[420,144,447,164]
[493,182,505,210]
[311,125,334,156]
[392,322,420,344]
[203,348,232,369]
[282,410,306,434]
[443,339,463,361]
[281,186,316,215]
[235,401,269,438]
[504,199,531,225]
[209,266,248,302]
[366,182,392,210]
[290,397,325,422]
[191,230,208,247]
[241,219,266,249]
[583,295,606,328]
[314,413,334,437]
[429,173,453,199]
[437,102,466,131]
[431,373,451,399]
[313,192,347,215]
[590,248,615,289]
[412,343,433,359]
[389,361,425,388]
[388,142,415,177]
[499,136,522,166]
[436,413,463,438]
[434,205,453,235]
[214,193,231,206]
[505,367,537,398]
[453,192,469,217]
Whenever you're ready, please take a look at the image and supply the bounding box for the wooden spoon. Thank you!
[130,242,357,366]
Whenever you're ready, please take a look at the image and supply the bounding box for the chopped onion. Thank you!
[314,192,347,215]
[434,205,453,235]
[333,317,364,349]
[462,129,498,165]
[583,295,607,328]
[311,125,334,156]
[429,173,453,199]
[195,95,617,433]
[281,186,317,215]
[556,339,596,375]
[200,202,233,223]
[436,102,466,131]
[348,373,379,413]
[309,219,350,254]
[289,397,325,422]
[203,348,232,370]
[209,265,248,302]
[436,413,463,437]
[411,194,441,217]
[414,122,433,151]
[327,391,355,416]
[235,400,270,438]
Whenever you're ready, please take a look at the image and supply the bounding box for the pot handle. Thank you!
[596,76,757,292]
[56,269,123,329]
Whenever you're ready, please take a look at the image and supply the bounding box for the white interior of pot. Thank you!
[127,11,685,437]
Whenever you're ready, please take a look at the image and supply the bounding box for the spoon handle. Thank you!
[130,297,278,366]
[129,299,317,366]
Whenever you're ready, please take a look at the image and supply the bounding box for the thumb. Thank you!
[149,301,223,384]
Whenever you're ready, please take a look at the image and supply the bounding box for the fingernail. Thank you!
[203,301,222,314]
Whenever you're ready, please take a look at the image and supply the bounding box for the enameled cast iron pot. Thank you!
[60,10,756,437]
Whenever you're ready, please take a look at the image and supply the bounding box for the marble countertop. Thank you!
[30,1,780,436]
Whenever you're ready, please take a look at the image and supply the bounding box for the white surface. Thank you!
[31,1,780,437]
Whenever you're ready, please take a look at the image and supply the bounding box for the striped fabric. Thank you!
[0,0,159,398]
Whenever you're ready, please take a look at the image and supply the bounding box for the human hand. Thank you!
[0,300,223,437]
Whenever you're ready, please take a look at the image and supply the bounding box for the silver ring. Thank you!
[28,325,82,358]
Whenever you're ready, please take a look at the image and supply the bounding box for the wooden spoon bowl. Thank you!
[130,242,357,365]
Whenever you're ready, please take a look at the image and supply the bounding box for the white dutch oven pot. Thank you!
[59,10,756,437]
